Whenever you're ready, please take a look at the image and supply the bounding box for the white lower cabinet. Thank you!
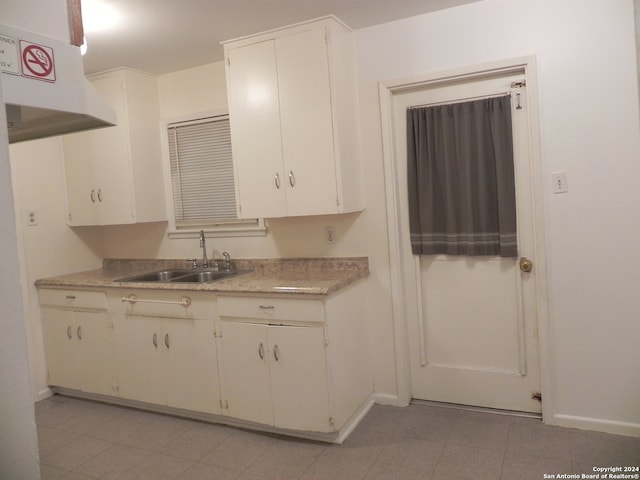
[113,315,221,414]
[218,284,371,436]
[40,289,117,397]
[39,281,371,440]
[111,291,221,415]
[220,321,331,432]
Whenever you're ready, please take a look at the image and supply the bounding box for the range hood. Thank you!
[1,24,116,143]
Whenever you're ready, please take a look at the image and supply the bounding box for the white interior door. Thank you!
[392,71,542,413]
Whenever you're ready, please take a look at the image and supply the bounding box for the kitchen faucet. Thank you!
[199,230,209,268]
[223,251,232,271]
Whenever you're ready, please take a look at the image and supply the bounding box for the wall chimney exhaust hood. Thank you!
[1,24,116,143]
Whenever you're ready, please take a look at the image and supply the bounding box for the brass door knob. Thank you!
[519,257,533,273]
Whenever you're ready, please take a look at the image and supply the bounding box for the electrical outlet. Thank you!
[325,226,336,244]
[25,209,38,226]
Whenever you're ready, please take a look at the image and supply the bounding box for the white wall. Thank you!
[0,80,41,480]
[1,1,82,477]
[355,0,640,434]
[1,0,70,42]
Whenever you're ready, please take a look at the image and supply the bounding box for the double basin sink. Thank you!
[116,268,248,284]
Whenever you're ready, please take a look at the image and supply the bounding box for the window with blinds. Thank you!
[167,115,244,229]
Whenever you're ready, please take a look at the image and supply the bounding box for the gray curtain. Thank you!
[407,95,517,257]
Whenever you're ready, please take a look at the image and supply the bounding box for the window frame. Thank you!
[160,110,266,238]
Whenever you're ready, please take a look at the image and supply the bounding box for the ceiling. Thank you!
[80,0,481,76]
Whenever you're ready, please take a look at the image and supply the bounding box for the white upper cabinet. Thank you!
[223,16,365,218]
[62,68,167,226]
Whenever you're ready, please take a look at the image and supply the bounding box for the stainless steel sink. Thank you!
[116,268,248,284]
[169,270,244,283]
[116,270,192,282]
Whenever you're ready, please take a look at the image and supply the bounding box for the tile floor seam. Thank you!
[69,439,120,478]
[108,460,138,480]
[429,411,468,479]
[497,429,509,480]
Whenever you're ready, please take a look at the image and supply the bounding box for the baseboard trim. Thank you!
[34,387,53,402]
[553,414,640,437]
[372,393,409,407]
[47,388,373,444]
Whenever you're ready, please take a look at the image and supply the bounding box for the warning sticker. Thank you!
[20,40,56,82]
[0,34,19,75]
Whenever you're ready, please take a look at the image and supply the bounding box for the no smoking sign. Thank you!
[19,40,56,82]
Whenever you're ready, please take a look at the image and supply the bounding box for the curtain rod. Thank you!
[408,92,511,110]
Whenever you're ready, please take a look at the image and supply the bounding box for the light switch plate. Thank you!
[325,226,336,244]
[552,171,568,194]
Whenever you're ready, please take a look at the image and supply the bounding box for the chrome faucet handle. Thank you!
[188,258,197,269]
[222,251,232,271]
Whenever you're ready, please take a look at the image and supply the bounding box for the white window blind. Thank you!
[167,115,238,228]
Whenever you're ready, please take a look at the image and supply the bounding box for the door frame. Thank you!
[378,56,553,421]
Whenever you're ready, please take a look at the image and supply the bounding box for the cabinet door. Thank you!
[42,309,81,390]
[268,325,332,432]
[63,133,99,226]
[113,315,165,405]
[75,311,116,396]
[164,319,221,414]
[276,27,338,216]
[220,321,272,425]
[89,75,136,225]
[227,41,286,218]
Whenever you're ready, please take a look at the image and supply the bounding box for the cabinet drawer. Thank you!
[39,289,106,310]
[109,290,214,319]
[218,295,324,324]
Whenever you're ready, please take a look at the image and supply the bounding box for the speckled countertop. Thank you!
[35,257,369,296]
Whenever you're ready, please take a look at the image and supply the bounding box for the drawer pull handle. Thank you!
[76,326,82,340]
[90,190,96,203]
[288,171,295,188]
[164,333,170,349]
[67,326,72,339]
[152,333,158,349]
[65,295,76,302]
[274,172,281,190]
[258,342,265,360]
[259,305,275,311]
[122,294,192,307]
[273,344,280,362]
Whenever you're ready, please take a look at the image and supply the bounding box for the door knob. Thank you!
[519,257,533,273]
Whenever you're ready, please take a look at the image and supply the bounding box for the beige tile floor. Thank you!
[36,395,640,480]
